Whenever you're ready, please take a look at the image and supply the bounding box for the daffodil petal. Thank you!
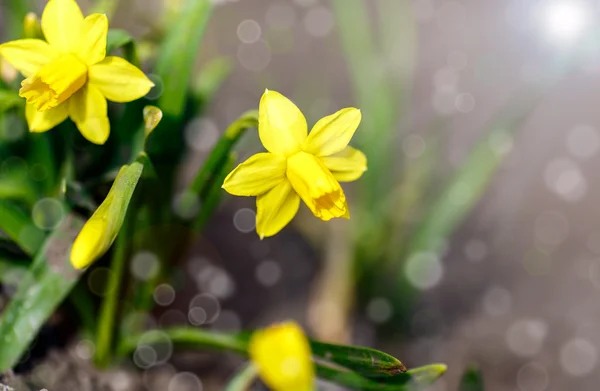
[0,39,58,77]
[222,153,287,197]
[88,56,155,102]
[256,180,300,239]
[249,322,315,391]
[26,102,69,132]
[69,85,110,144]
[76,13,108,65]
[41,0,84,53]
[320,147,367,182]
[76,117,110,145]
[259,90,307,156]
[303,108,361,156]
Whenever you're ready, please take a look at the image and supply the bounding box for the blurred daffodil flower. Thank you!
[0,0,154,144]
[249,321,315,391]
[222,89,367,238]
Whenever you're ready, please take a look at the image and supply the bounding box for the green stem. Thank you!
[188,110,258,198]
[118,327,248,356]
[193,152,235,231]
[224,363,259,391]
[94,216,132,367]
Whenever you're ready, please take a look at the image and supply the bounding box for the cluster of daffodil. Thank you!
[0,0,370,387]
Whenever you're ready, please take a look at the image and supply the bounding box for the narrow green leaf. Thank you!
[460,365,484,391]
[330,0,397,207]
[188,110,258,198]
[311,340,406,379]
[106,29,139,66]
[154,0,212,117]
[193,57,233,108]
[224,362,259,391]
[0,90,23,112]
[0,257,28,276]
[405,129,509,256]
[0,201,45,257]
[193,152,235,230]
[106,29,133,55]
[0,214,85,371]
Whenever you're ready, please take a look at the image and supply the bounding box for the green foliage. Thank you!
[120,327,446,391]
[154,0,212,117]
[0,214,84,370]
[460,365,485,391]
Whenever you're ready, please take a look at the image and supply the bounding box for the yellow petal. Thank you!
[88,56,155,102]
[0,39,58,77]
[222,153,287,197]
[256,180,300,238]
[41,0,84,53]
[249,322,315,391]
[75,117,110,145]
[303,108,361,157]
[259,89,307,156]
[69,85,110,144]
[76,14,108,66]
[287,151,348,221]
[320,147,367,182]
[26,102,69,132]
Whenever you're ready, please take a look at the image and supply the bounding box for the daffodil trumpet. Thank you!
[0,0,154,144]
[222,89,367,238]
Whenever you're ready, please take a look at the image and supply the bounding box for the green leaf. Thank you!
[310,340,406,379]
[188,110,258,197]
[0,90,23,112]
[106,29,139,66]
[193,57,233,109]
[154,0,212,117]
[460,365,484,391]
[193,152,235,230]
[0,214,85,371]
[405,128,510,257]
[330,0,398,208]
[224,362,259,391]
[316,363,445,391]
[106,29,134,54]
[0,201,45,257]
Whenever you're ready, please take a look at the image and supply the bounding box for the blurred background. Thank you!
[4,0,600,390]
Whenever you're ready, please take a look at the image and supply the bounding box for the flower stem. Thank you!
[94,214,132,368]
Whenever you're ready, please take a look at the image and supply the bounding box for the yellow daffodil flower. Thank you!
[0,0,154,145]
[222,90,367,238]
[249,321,315,391]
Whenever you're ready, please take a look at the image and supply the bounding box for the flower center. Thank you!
[19,54,87,111]
[286,151,347,220]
